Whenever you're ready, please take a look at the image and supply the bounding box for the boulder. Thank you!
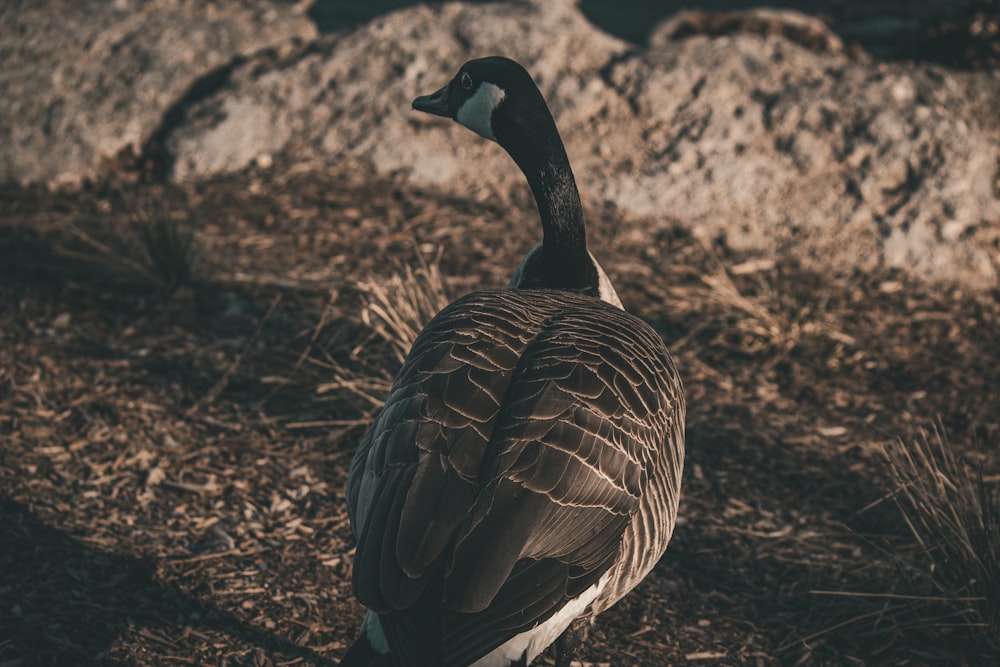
[5,0,998,286]
[624,14,1000,285]
[166,0,627,187]
[0,0,316,187]
[164,1,1000,287]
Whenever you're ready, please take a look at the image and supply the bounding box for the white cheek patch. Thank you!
[456,82,506,141]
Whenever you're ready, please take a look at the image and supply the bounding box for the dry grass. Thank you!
[880,427,1000,643]
[662,247,853,365]
[57,189,201,291]
[300,256,454,416]
[133,214,200,290]
[357,257,452,364]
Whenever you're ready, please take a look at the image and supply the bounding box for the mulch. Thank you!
[1,156,998,666]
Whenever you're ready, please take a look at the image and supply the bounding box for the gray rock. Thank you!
[6,0,998,286]
[0,0,315,187]
[164,1,1000,287]
[626,16,1000,286]
[167,0,626,187]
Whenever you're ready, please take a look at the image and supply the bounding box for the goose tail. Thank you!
[339,630,391,667]
[339,610,393,667]
[339,608,445,667]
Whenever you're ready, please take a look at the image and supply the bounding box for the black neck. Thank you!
[495,108,597,292]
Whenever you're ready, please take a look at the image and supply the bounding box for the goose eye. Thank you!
[460,72,473,91]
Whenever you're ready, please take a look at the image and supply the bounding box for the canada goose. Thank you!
[341,56,685,667]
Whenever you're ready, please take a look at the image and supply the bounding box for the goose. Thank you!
[340,56,685,667]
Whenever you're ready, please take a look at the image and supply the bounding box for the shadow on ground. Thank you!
[0,497,335,666]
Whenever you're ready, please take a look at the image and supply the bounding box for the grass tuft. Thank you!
[133,214,200,290]
[881,427,1000,644]
[60,190,201,291]
[356,258,452,365]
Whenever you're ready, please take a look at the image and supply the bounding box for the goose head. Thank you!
[413,56,622,308]
[415,56,554,141]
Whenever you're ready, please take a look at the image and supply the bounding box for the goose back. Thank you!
[347,288,684,665]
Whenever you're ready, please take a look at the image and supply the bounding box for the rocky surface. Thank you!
[0,0,316,187]
[633,15,1000,285]
[167,1,1000,287]
[4,0,999,287]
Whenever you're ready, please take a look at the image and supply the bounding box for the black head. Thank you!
[413,57,608,302]
[412,56,549,143]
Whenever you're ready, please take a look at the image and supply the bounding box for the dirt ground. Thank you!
[1,157,999,666]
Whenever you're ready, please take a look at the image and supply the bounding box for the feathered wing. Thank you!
[347,289,683,665]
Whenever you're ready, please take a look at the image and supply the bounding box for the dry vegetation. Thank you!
[2,159,999,666]
[879,428,1000,643]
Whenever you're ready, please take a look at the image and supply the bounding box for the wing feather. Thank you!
[346,289,683,663]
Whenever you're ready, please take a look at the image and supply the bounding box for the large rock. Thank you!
[5,0,998,287]
[0,0,315,187]
[164,1,1000,287]
[167,0,627,186]
[615,12,1000,285]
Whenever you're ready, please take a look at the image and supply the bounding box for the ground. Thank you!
[1,159,999,666]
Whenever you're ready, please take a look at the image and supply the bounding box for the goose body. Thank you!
[341,57,685,667]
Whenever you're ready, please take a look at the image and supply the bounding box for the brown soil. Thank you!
[2,160,999,666]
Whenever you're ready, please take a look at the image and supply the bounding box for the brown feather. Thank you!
[347,289,684,661]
